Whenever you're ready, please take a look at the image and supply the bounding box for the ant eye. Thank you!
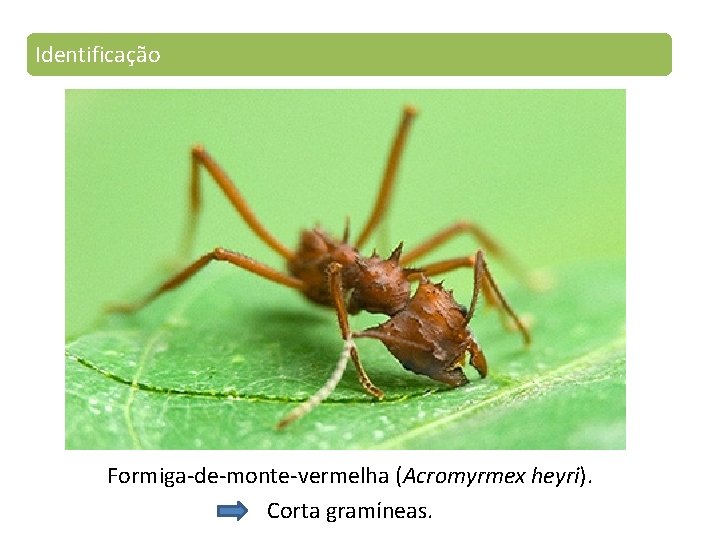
[458,304,468,318]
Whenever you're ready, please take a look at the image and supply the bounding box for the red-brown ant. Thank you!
[111,106,535,428]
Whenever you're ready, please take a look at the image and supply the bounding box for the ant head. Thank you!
[358,275,482,386]
[347,243,411,316]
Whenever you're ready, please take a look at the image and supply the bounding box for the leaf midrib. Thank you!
[68,354,443,404]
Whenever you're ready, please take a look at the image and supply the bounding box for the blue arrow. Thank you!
[217,501,249,521]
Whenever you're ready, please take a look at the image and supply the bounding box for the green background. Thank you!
[66,90,625,335]
[66,90,625,449]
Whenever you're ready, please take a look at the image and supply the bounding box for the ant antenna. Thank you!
[276,339,356,429]
[468,250,531,345]
[465,253,484,324]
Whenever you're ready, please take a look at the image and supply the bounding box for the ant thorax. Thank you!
[288,228,411,316]
[347,245,410,315]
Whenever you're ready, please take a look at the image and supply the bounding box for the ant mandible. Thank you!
[111,106,534,428]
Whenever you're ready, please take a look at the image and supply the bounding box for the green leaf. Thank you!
[65,260,625,449]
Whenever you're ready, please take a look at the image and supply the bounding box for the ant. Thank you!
[111,106,536,429]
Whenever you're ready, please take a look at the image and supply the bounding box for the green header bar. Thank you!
[28,33,671,76]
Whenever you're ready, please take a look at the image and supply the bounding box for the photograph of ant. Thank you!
[111,106,539,428]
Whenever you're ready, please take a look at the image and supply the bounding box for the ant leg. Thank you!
[327,262,385,399]
[408,251,531,346]
[406,254,475,279]
[355,106,418,250]
[401,220,547,290]
[276,262,386,429]
[181,145,294,261]
[109,248,303,313]
[276,338,357,429]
